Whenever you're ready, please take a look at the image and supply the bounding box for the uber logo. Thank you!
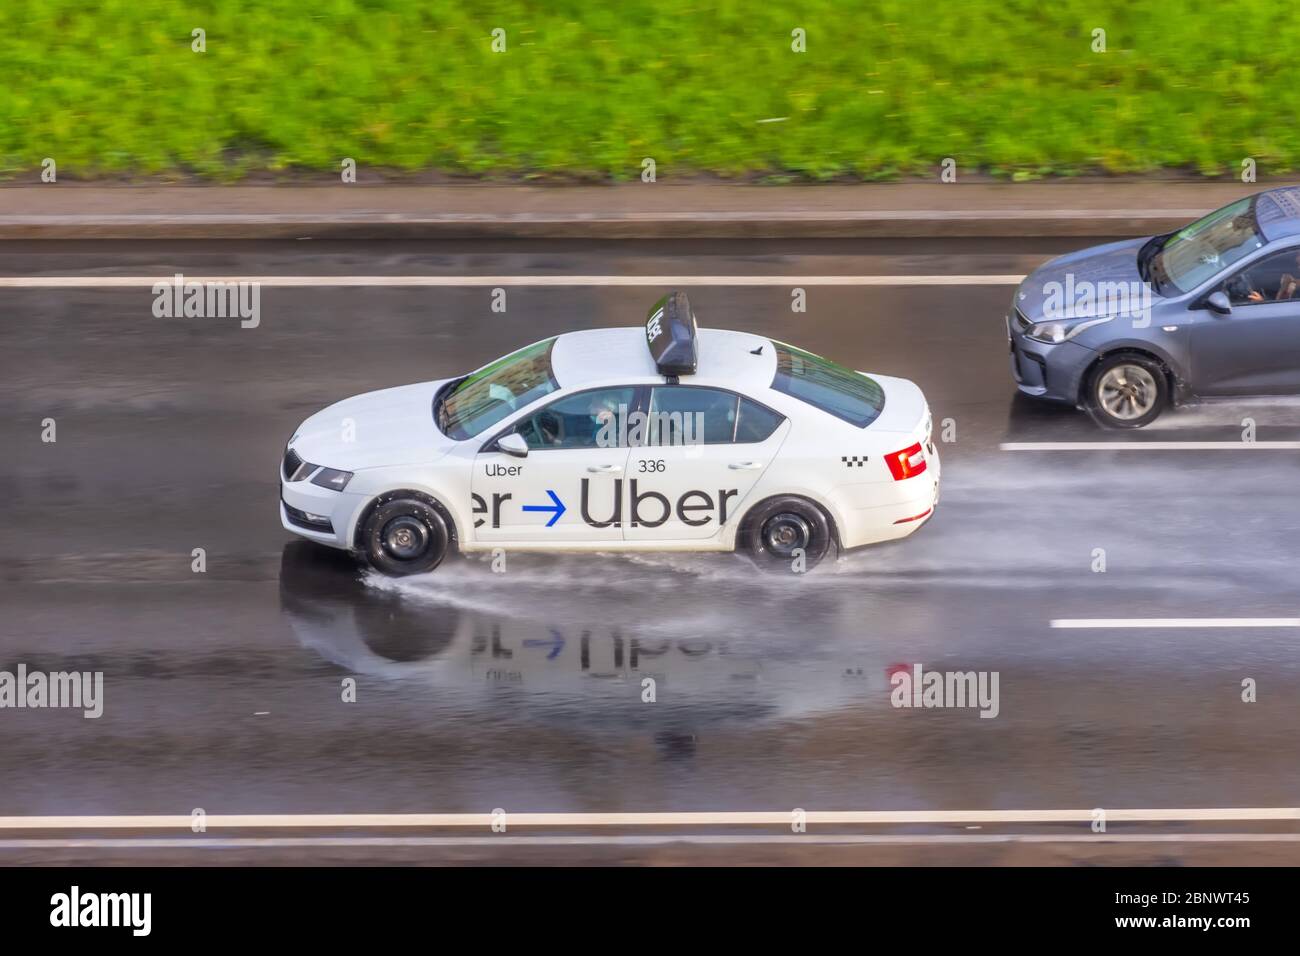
[584,479,739,529]
[477,480,740,530]
[646,309,664,342]
[471,491,513,528]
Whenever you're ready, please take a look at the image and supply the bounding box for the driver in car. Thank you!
[535,392,622,447]
[1226,271,1265,304]
[1225,265,1275,304]
[1240,251,1300,302]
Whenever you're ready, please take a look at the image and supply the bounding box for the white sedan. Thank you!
[280,292,940,575]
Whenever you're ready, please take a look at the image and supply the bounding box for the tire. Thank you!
[1084,353,1169,429]
[743,496,833,572]
[360,498,451,576]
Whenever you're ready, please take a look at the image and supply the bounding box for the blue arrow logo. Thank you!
[523,628,566,660]
[522,489,566,527]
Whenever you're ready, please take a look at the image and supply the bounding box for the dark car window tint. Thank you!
[1225,248,1300,306]
[771,342,885,427]
[735,398,785,443]
[513,387,637,450]
[648,386,738,445]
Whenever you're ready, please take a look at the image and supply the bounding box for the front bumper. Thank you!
[280,478,363,550]
[1007,312,1097,405]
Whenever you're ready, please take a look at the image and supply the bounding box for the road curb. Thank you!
[0,210,1206,240]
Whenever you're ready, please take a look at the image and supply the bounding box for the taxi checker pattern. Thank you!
[280,291,940,575]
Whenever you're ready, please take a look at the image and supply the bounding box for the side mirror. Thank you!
[497,433,529,458]
[1206,291,1232,316]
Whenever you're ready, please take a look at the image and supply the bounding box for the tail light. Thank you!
[886,442,927,480]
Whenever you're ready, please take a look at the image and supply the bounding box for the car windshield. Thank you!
[1148,198,1266,295]
[435,338,559,439]
[771,342,885,427]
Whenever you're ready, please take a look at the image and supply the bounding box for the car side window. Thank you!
[1223,248,1300,307]
[647,386,739,445]
[511,387,637,450]
[735,398,785,443]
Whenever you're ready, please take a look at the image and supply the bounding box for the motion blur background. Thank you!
[2,0,1297,182]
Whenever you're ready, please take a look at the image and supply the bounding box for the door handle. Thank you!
[587,464,623,473]
[729,461,764,470]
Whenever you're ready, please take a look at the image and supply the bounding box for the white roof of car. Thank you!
[550,327,777,391]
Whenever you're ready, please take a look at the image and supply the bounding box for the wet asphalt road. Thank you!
[2,238,1300,864]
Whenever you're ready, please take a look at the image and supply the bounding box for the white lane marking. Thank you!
[1,808,1297,829]
[1052,618,1300,629]
[1,833,1298,850]
[1002,441,1300,450]
[0,274,1026,288]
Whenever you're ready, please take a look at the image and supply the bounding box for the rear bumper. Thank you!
[838,442,940,548]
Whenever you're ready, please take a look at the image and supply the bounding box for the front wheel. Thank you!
[743,496,833,572]
[361,498,450,576]
[1084,354,1169,429]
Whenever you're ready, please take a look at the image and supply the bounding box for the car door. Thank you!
[472,386,640,543]
[1191,245,1300,395]
[624,385,789,542]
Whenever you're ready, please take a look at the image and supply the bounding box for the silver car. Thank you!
[1008,187,1300,427]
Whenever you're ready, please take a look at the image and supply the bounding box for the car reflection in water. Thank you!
[278,542,894,752]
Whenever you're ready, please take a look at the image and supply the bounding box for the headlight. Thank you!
[310,467,353,491]
[287,457,318,482]
[1024,315,1114,344]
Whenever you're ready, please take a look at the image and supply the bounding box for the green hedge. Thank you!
[2,0,1297,180]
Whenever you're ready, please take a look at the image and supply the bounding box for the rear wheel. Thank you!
[743,496,832,572]
[361,498,450,576]
[1084,353,1168,429]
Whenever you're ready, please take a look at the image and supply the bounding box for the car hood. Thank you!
[288,379,458,471]
[1015,237,1152,323]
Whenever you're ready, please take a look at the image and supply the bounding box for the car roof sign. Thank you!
[645,291,698,376]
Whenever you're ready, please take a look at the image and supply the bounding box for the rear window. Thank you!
[771,343,885,427]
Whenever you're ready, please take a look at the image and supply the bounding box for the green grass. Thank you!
[2,0,1298,180]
